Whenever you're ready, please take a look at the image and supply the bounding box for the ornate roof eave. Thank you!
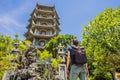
[30,8,37,16]
[36,3,54,9]
[26,24,31,29]
[56,26,61,32]
[28,16,34,22]
[58,28,61,32]
[24,34,33,41]
[25,32,34,40]
[54,9,60,19]
[54,23,61,31]
[26,23,34,29]
[57,19,60,25]
[24,33,27,37]
[24,31,31,37]
[30,31,56,39]
[34,25,56,30]
[32,34,56,39]
[37,10,54,14]
[33,17,54,22]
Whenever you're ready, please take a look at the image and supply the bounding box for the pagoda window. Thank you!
[46,30,52,35]
[34,29,37,34]
[36,21,40,25]
[39,14,43,17]
[40,41,45,46]
[42,15,47,18]
[46,31,49,35]
[34,29,40,34]
[32,39,35,45]
[48,22,52,26]
[49,15,52,18]
[41,31,46,35]
[41,22,47,25]
[36,31,40,34]
[34,40,40,46]
[49,30,52,35]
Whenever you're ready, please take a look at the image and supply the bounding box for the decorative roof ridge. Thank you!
[36,3,54,8]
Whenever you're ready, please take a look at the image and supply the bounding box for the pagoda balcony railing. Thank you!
[38,9,53,13]
[35,24,54,27]
[36,16,53,19]
[32,33,56,38]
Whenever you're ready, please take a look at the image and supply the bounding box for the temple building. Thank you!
[25,3,60,49]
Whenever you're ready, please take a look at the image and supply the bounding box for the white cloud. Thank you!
[0,1,35,39]
[0,14,26,37]
[0,16,24,28]
[0,15,25,39]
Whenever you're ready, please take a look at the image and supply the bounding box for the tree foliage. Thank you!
[37,49,61,68]
[45,34,76,57]
[0,35,14,79]
[0,34,32,79]
[82,7,120,79]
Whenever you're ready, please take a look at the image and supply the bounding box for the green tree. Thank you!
[0,34,32,79]
[82,7,120,80]
[45,34,76,58]
[0,35,14,79]
[37,49,62,79]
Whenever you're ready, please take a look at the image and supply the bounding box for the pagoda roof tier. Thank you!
[30,4,60,19]
[34,10,59,19]
[25,32,56,41]
[30,8,53,16]
[31,33,56,39]
[26,23,36,29]
[35,11,54,16]
[35,10,60,19]
[37,9,54,13]
[30,17,54,22]
[26,24,32,29]
[34,24,55,28]
[33,25,56,30]
[54,18,60,25]
[26,23,60,31]
[35,24,60,31]
[36,3,55,10]
[28,19,60,27]
[55,25,61,31]
[25,31,57,38]
[24,33,33,42]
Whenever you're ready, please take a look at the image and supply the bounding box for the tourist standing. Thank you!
[66,39,89,80]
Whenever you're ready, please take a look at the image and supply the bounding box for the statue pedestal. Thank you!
[58,64,67,80]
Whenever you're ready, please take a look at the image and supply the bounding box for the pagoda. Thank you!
[25,3,60,49]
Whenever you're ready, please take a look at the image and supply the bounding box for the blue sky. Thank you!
[0,0,120,41]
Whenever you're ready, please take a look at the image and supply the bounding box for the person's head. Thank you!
[72,39,78,46]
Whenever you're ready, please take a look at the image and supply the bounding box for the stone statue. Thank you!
[3,46,55,80]
[2,43,66,80]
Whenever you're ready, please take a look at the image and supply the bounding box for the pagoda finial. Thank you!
[53,0,55,7]
[36,0,38,3]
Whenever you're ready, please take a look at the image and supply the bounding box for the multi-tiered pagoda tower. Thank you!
[25,3,60,49]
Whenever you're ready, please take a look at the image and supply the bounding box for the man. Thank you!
[66,39,89,80]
